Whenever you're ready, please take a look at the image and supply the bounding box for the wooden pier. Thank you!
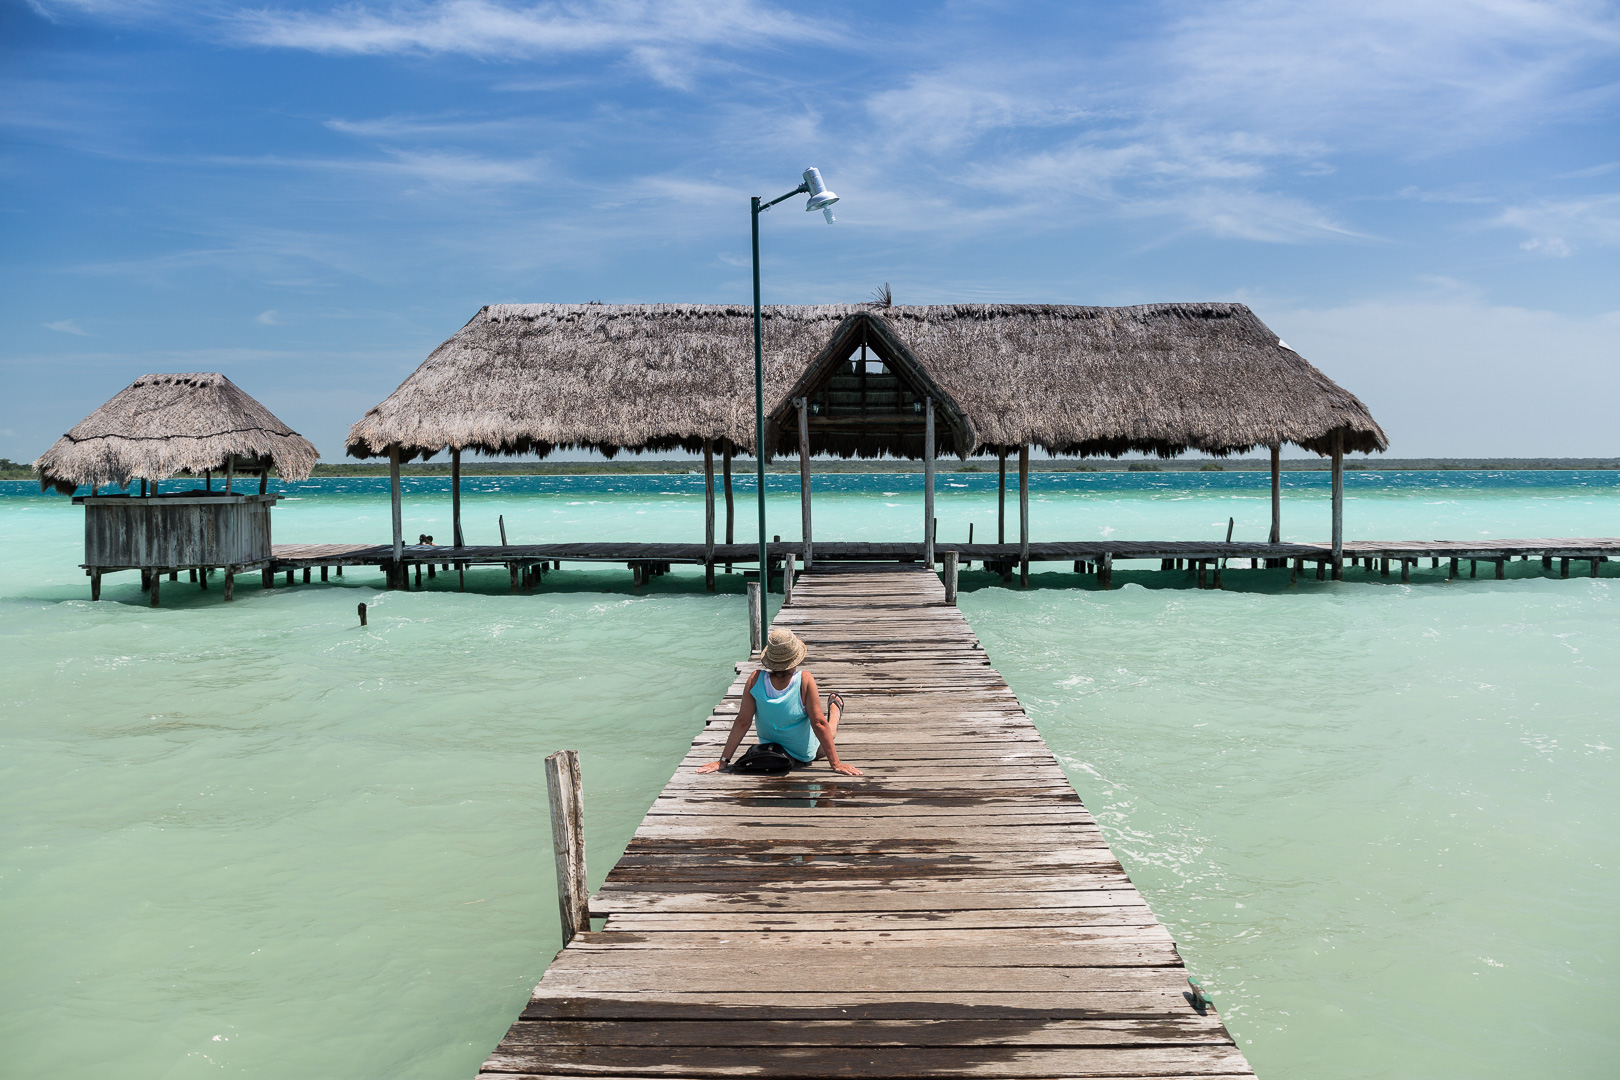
[479,564,1255,1079]
[266,538,1617,590]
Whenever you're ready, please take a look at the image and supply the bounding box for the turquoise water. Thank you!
[2,472,1616,1078]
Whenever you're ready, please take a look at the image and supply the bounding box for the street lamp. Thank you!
[751,166,838,648]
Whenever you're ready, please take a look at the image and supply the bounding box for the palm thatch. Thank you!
[770,304,1386,459]
[348,301,1385,463]
[346,304,853,461]
[34,373,318,495]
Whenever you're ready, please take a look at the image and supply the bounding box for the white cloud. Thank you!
[255,309,281,324]
[232,0,832,85]
[1267,295,1620,456]
[44,319,92,335]
[1496,193,1620,255]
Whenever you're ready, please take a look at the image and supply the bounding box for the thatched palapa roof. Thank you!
[346,304,850,461]
[348,302,1385,462]
[35,373,318,494]
[769,304,1386,459]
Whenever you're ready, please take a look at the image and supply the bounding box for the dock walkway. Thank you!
[479,564,1255,1079]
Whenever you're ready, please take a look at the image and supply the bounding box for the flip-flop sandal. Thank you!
[828,692,846,718]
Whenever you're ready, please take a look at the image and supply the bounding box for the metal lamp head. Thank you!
[803,166,839,223]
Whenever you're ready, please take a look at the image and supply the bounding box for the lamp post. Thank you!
[750,166,838,649]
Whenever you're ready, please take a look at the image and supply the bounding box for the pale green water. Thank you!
[3,472,1616,1078]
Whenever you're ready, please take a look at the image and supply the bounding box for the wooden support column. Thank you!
[1269,442,1281,546]
[997,448,1007,544]
[149,572,160,608]
[223,570,235,602]
[451,447,464,548]
[784,553,796,605]
[389,445,404,588]
[225,458,234,494]
[1018,444,1030,588]
[544,750,589,945]
[1330,430,1344,580]
[747,582,763,655]
[923,399,935,568]
[704,439,717,591]
[259,470,268,495]
[798,399,813,569]
[723,447,734,573]
[943,550,959,605]
[90,571,101,601]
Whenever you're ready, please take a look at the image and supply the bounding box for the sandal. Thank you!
[828,692,846,719]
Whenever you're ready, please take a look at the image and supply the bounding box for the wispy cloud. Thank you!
[1496,193,1620,255]
[43,319,92,335]
[254,309,281,325]
[232,0,833,86]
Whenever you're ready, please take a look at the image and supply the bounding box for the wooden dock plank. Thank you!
[477,565,1254,1079]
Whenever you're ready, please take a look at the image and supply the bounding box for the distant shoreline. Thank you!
[5,456,1619,481]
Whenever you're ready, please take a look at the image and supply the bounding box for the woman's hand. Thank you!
[829,761,862,776]
[695,760,726,774]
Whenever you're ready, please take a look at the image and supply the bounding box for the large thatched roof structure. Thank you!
[768,303,1386,459]
[348,301,1385,462]
[346,304,847,461]
[35,373,318,495]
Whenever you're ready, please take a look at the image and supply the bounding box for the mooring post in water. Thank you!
[358,602,367,627]
[747,582,763,655]
[499,515,508,546]
[545,749,589,944]
[783,553,796,605]
[943,550,959,605]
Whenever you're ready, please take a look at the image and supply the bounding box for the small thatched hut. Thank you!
[35,373,318,605]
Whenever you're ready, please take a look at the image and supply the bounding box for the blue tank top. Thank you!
[750,669,819,763]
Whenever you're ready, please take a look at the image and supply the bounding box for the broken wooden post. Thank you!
[943,550,959,605]
[358,602,367,627]
[545,749,590,945]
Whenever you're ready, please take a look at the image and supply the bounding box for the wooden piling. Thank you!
[149,572,160,608]
[943,550,959,604]
[321,565,328,582]
[262,568,274,589]
[304,567,312,584]
[389,445,404,581]
[798,400,814,569]
[923,399,936,569]
[1018,444,1030,588]
[747,582,762,655]
[722,446,734,574]
[285,569,294,586]
[499,515,507,546]
[1269,442,1281,544]
[90,571,101,601]
[223,569,234,602]
[544,749,590,946]
[1495,558,1506,581]
[704,439,717,591]
[1560,557,1569,578]
[784,553,796,606]
[1330,430,1344,579]
[358,602,367,627]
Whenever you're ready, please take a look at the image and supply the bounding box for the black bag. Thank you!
[728,742,795,775]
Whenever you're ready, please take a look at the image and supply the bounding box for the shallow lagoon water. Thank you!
[2,471,1616,1078]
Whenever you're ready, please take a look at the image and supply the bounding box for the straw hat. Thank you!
[760,628,807,671]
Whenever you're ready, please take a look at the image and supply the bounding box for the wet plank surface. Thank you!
[479,564,1255,1078]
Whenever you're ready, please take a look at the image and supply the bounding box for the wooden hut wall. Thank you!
[78,494,277,570]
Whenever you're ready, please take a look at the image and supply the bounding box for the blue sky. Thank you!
[4,0,1618,461]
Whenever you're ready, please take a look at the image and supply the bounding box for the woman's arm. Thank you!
[696,671,757,773]
[802,670,860,776]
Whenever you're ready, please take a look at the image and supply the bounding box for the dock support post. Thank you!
[262,568,274,589]
[747,582,762,655]
[1496,558,1506,581]
[997,448,1007,545]
[784,553,796,605]
[1100,552,1113,590]
[510,563,520,592]
[321,565,328,582]
[798,400,813,570]
[223,570,235,602]
[544,750,589,946]
[149,572,160,608]
[923,399,935,568]
[1269,442,1281,546]
[90,571,101,601]
[388,445,405,589]
[1560,557,1569,578]
[1401,559,1411,583]
[1330,430,1344,580]
[723,447,734,573]
[1593,558,1602,578]
[1018,444,1030,588]
[704,439,717,591]
[943,550,959,605]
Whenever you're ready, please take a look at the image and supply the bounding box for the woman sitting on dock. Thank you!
[697,628,861,777]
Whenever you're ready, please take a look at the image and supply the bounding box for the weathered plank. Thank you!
[478,565,1252,1079]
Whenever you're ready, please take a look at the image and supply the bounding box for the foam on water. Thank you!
[2,472,1616,1079]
